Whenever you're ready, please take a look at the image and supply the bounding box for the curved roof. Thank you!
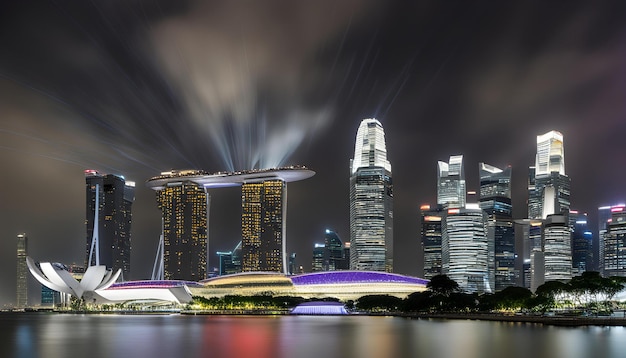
[291,271,429,286]
[200,272,293,288]
[108,280,203,289]
[146,166,315,190]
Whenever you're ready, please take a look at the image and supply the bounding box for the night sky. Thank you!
[2,0,626,307]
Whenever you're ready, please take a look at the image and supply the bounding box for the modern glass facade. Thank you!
[442,206,492,293]
[437,155,466,209]
[420,204,444,280]
[528,131,570,220]
[601,206,626,277]
[85,170,134,279]
[350,119,393,272]
[479,163,516,291]
[543,214,572,282]
[241,179,286,273]
[311,230,349,272]
[16,233,27,308]
[569,211,593,274]
[156,181,208,281]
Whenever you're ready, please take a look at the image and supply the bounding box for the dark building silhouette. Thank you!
[85,170,134,280]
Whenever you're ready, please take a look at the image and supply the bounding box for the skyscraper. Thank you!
[241,179,286,273]
[543,214,572,281]
[437,155,466,209]
[528,131,570,220]
[420,204,444,280]
[16,233,28,308]
[527,131,572,288]
[311,230,349,272]
[479,163,516,291]
[147,167,314,277]
[349,118,393,272]
[85,170,135,279]
[570,210,593,274]
[600,205,626,277]
[155,177,208,281]
[442,205,492,293]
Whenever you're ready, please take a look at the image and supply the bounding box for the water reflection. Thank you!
[2,313,626,358]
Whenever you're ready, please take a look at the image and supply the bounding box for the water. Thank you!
[2,313,626,358]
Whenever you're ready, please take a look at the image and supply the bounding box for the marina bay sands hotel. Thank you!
[145,166,314,281]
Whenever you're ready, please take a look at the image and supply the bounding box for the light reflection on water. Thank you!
[2,313,626,358]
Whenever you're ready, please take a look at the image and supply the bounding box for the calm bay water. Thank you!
[2,313,626,358]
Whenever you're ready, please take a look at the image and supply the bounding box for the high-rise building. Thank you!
[600,205,626,277]
[528,131,570,220]
[147,167,314,277]
[543,214,572,281]
[569,210,593,275]
[437,155,466,209]
[311,230,349,272]
[85,170,135,280]
[155,178,208,281]
[16,233,28,308]
[241,179,286,273]
[515,219,543,289]
[442,205,492,293]
[349,118,393,272]
[420,204,444,280]
[479,163,516,291]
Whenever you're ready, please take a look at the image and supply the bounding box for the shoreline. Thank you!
[398,312,626,327]
[5,309,626,326]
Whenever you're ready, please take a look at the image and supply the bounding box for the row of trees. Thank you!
[186,272,626,315]
[355,273,626,314]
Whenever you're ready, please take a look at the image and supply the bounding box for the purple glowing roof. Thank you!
[107,280,203,290]
[290,271,428,286]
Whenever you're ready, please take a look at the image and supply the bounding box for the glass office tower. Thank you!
[442,205,491,293]
[528,131,570,220]
[350,118,393,272]
[85,170,134,280]
[479,163,516,291]
[543,214,573,281]
[601,205,626,277]
[16,233,28,308]
[437,155,466,209]
[420,204,444,280]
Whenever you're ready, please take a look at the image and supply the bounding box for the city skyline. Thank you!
[2,1,626,306]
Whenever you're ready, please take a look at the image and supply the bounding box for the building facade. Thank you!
[349,118,393,272]
[420,204,444,280]
[85,170,135,280]
[478,163,516,291]
[543,214,573,281]
[528,131,570,220]
[311,230,349,272]
[437,155,466,209]
[570,211,593,274]
[442,205,492,293]
[241,179,287,273]
[601,205,626,277]
[16,233,28,308]
[155,179,208,281]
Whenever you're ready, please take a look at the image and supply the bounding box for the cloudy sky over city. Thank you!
[1,0,625,306]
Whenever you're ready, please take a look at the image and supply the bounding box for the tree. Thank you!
[427,275,461,297]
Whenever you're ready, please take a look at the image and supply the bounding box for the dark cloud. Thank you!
[2,0,626,307]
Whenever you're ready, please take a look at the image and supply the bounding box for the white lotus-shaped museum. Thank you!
[27,257,120,299]
[27,257,193,304]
